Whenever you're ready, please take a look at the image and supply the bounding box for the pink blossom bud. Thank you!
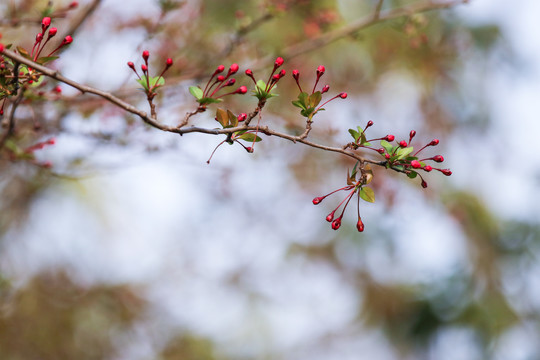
[411,160,421,168]
[399,140,407,147]
[275,56,284,67]
[339,92,347,99]
[42,17,51,28]
[316,65,325,75]
[331,218,341,230]
[433,155,444,163]
[216,65,225,73]
[69,1,79,8]
[441,169,452,176]
[312,197,323,205]
[385,135,395,142]
[142,50,149,61]
[292,69,300,80]
[429,139,439,146]
[62,35,73,45]
[235,86,248,94]
[48,27,57,38]
[356,219,365,232]
[237,113,247,122]
[321,85,329,93]
[166,58,173,67]
[228,63,239,75]
[424,165,432,172]
[217,75,225,82]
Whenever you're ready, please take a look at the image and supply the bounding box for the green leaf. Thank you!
[149,76,165,88]
[397,146,414,160]
[215,108,228,128]
[308,91,322,108]
[380,140,394,154]
[238,133,262,142]
[227,110,238,127]
[359,187,375,203]
[136,76,149,91]
[292,100,306,110]
[189,86,204,100]
[407,171,418,179]
[349,129,360,141]
[16,46,31,60]
[35,56,59,65]
[198,97,222,105]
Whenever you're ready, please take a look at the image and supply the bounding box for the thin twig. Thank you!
[0,89,25,148]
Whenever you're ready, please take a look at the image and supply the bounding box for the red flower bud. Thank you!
[441,169,452,176]
[326,212,334,222]
[274,56,284,67]
[216,65,225,73]
[433,155,444,163]
[279,69,286,77]
[142,50,149,61]
[411,160,421,168]
[237,113,247,122]
[225,78,236,86]
[141,64,148,72]
[217,75,225,82]
[246,147,253,153]
[228,63,239,75]
[42,17,51,28]
[127,61,135,69]
[331,218,341,230]
[272,74,280,81]
[356,218,364,232]
[245,69,253,76]
[52,85,62,94]
[317,65,325,75]
[385,153,390,160]
[339,92,347,99]
[69,1,79,8]
[424,165,432,172]
[367,120,374,127]
[430,139,439,146]
[292,69,300,80]
[377,148,384,154]
[47,27,57,38]
[62,35,73,45]
[399,140,407,148]
[421,180,428,188]
[385,135,395,142]
[409,130,416,139]
[321,85,329,93]
[166,58,173,67]
[312,197,323,205]
[36,33,43,42]
[0,43,3,53]
[235,86,248,94]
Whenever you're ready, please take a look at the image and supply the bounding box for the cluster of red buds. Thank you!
[24,137,56,153]
[31,17,73,61]
[312,162,371,232]
[0,18,72,115]
[350,121,451,188]
[291,65,347,119]
[244,57,286,100]
[127,50,173,99]
[188,64,247,107]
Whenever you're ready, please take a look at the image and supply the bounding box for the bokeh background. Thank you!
[1,0,540,359]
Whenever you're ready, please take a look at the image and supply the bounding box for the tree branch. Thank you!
[255,0,468,66]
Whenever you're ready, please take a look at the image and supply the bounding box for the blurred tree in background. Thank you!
[1,0,539,359]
